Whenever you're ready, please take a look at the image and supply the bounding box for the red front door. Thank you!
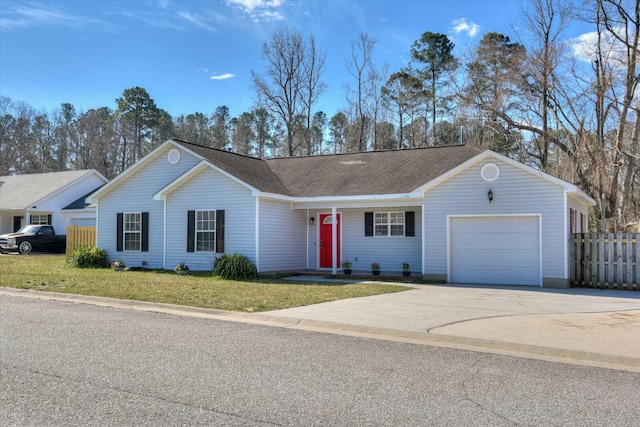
[319,213,340,268]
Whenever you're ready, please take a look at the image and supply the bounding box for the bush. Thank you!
[68,246,110,268]
[213,253,257,279]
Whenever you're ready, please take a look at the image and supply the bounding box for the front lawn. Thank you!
[0,255,409,312]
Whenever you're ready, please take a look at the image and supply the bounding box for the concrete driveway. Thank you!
[264,280,640,371]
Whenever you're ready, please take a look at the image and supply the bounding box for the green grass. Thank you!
[0,255,410,312]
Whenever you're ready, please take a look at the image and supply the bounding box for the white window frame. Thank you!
[196,210,216,252]
[124,212,141,252]
[374,211,405,237]
[30,214,49,225]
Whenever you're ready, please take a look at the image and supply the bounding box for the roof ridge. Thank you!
[171,138,263,161]
[265,143,477,161]
[0,169,94,179]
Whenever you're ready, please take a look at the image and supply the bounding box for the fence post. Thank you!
[615,232,623,289]
[634,235,639,290]
[591,233,599,287]
[576,234,583,286]
[625,234,633,290]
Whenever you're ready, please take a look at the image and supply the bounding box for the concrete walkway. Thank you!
[2,280,640,372]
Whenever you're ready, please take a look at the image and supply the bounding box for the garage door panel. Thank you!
[451,216,540,286]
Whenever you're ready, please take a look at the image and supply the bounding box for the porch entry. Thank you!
[319,213,341,268]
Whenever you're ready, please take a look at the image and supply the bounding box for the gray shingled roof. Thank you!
[266,145,482,196]
[63,187,103,210]
[172,139,482,197]
[0,170,96,209]
[173,140,292,195]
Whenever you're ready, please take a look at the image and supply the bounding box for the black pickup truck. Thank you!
[0,225,66,254]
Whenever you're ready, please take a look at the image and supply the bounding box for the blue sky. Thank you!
[1,0,529,120]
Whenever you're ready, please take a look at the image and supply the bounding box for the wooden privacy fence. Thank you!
[569,233,639,290]
[65,225,97,261]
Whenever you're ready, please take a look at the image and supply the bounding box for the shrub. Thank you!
[69,246,109,268]
[213,253,257,279]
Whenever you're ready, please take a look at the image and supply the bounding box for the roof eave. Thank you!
[257,191,423,203]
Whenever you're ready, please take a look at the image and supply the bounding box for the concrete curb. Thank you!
[2,287,639,373]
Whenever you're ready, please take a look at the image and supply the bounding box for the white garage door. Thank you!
[450,216,540,286]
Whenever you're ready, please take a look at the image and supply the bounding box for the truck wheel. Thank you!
[19,241,32,255]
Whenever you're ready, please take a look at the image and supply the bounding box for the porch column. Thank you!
[332,207,337,275]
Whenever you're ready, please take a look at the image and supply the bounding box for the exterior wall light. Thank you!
[488,189,494,204]
[309,217,315,225]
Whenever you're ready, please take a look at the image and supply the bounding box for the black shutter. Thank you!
[364,212,373,236]
[47,214,52,225]
[141,212,149,252]
[216,210,225,253]
[116,213,123,251]
[187,210,195,252]
[405,211,415,237]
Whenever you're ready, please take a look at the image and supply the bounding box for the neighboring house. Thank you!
[0,170,108,235]
[89,139,594,288]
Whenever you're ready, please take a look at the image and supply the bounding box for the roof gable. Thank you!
[0,169,107,209]
[172,140,291,195]
[414,150,596,205]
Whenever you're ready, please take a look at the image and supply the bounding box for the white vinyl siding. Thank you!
[166,167,256,271]
[258,198,307,272]
[308,207,422,273]
[96,146,201,268]
[424,159,565,282]
[32,171,106,234]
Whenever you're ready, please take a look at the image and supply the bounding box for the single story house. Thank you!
[89,139,594,287]
[0,169,108,235]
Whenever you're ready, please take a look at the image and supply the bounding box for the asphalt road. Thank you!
[2,295,639,426]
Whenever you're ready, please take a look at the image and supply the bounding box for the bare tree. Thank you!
[252,27,325,156]
[302,35,327,155]
[345,33,377,151]
[593,0,640,229]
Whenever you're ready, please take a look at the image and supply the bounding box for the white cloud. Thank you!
[0,3,109,31]
[451,18,480,38]
[121,10,183,30]
[210,73,235,80]
[225,0,285,22]
[177,11,217,31]
[571,28,630,67]
[226,0,284,12]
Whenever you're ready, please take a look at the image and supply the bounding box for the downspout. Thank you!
[163,196,167,269]
[255,198,260,272]
[332,207,337,275]
[306,208,309,270]
[422,203,426,276]
[563,192,568,281]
